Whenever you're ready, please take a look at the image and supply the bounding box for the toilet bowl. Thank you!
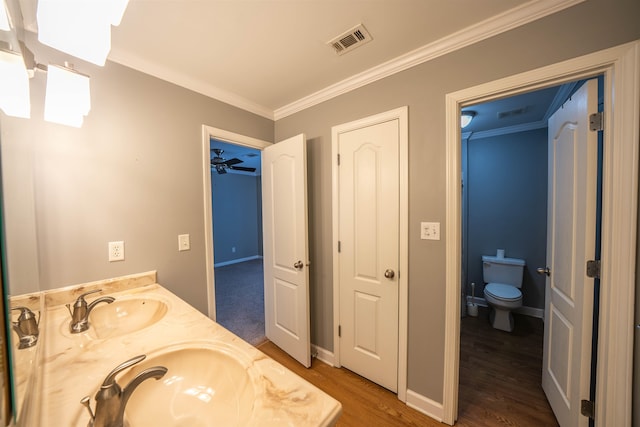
[483,283,522,332]
[482,255,526,332]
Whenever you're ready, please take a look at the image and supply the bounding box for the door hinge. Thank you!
[581,399,595,419]
[589,112,604,131]
[338,325,341,337]
[337,153,341,166]
[586,259,601,279]
[338,241,341,253]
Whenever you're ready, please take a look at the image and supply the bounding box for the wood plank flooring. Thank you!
[258,307,558,426]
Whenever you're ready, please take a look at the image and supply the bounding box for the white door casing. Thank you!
[443,42,639,426]
[542,79,597,427]
[262,133,311,367]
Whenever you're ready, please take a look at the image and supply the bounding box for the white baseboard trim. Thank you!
[311,344,336,367]
[214,255,262,268]
[465,295,544,319]
[406,390,444,423]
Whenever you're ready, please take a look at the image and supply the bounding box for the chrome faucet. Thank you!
[11,306,40,349]
[66,289,115,333]
[81,355,167,427]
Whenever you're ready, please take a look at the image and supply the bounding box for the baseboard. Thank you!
[465,295,544,319]
[406,390,444,423]
[214,255,262,268]
[311,344,336,367]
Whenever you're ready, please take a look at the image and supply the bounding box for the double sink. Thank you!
[34,278,341,427]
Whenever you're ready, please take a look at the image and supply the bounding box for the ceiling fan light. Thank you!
[0,49,31,118]
[461,111,476,129]
[44,64,91,127]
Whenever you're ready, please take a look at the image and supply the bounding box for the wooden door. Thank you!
[337,119,399,392]
[542,79,597,426]
[262,134,311,367]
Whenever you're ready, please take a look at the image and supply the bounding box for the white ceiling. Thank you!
[108,0,583,119]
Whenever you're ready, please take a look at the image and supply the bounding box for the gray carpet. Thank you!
[214,258,266,345]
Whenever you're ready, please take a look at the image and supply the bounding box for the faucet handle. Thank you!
[76,289,102,303]
[101,355,146,387]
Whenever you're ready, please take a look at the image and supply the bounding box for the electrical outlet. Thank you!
[178,234,190,251]
[420,222,440,240]
[108,241,125,262]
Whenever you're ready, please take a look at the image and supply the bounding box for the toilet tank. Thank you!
[482,255,525,288]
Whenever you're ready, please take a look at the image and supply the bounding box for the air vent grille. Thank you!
[497,107,528,119]
[327,24,372,56]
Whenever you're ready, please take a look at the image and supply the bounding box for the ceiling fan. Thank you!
[210,148,256,174]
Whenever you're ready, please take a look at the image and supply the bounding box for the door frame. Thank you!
[331,106,409,402]
[443,41,639,425]
[201,125,271,319]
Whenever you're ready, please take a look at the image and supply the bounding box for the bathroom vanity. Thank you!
[10,271,342,426]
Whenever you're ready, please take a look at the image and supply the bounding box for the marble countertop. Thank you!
[17,272,341,426]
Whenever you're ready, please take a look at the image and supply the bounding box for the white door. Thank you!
[338,119,399,392]
[262,134,311,367]
[542,79,597,426]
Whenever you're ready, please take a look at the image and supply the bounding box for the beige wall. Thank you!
[275,0,640,402]
[0,42,273,314]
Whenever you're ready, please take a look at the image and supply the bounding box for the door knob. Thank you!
[384,269,395,279]
[294,260,304,270]
[537,267,551,276]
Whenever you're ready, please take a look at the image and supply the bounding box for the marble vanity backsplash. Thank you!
[9,271,341,427]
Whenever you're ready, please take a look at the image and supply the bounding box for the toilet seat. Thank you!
[484,283,521,301]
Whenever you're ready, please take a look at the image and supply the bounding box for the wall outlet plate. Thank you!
[421,222,440,240]
[108,241,125,262]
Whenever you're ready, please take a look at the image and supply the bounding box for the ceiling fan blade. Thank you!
[229,165,256,172]
[222,157,243,166]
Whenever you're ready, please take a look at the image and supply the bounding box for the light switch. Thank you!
[178,234,190,251]
[421,222,440,240]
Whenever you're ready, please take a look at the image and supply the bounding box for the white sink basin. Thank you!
[119,343,257,426]
[59,296,170,340]
[88,297,168,339]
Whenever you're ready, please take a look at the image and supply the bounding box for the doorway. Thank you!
[210,139,265,345]
[200,125,271,335]
[459,79,593,425]
[442,42,639,426]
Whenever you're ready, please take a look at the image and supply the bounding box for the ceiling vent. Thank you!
[497,107,529,119]
[327,24,372,56]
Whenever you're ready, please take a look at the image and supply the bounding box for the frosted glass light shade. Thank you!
[36,0,129,66]
[461,111,475,129]
[0,0,11,31]
[0,49,31,118]
[44,65,90,127]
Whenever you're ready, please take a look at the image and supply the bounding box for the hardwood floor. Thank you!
[258,307,558,426]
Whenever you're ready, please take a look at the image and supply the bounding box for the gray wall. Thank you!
[0,0,637,411]
[0,40,273,314]
[466,129,548,309]
[211,172,262,264]
[275,0,640,402]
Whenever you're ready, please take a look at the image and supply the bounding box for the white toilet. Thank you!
[482,254,525,332]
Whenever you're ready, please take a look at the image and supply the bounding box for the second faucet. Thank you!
[66,289,115,333]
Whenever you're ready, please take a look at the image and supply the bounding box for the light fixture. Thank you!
[0,0,11,31]
[36,0,130,66]
[44,64,90,127]
[0,48,31,118]
[461,111,476,129]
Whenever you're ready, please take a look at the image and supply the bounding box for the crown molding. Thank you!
[110,0,584,122]
[108,49,275,120]
[274,0,585,120]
